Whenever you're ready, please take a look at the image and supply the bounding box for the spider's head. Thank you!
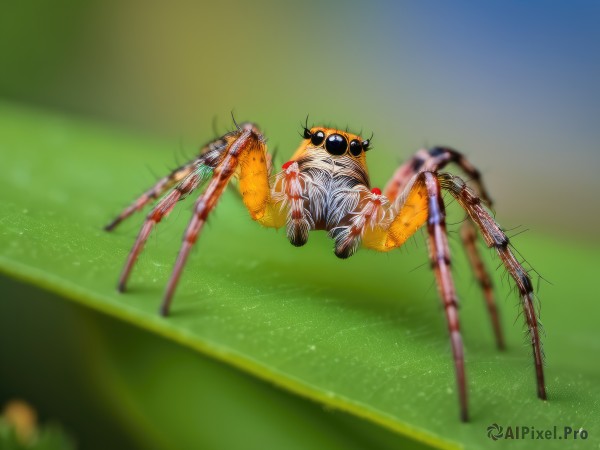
[300,127,371,164]
[283,125,373,187]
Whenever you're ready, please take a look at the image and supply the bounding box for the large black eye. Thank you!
[303,128,311,139]
[325,133,348,155]
[349,139,362,157]
[311,130,325,146]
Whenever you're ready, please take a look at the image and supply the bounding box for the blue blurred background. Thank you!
[1,0,599,235]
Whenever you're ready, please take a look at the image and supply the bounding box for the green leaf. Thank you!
[1,276,423,450]
[0,420,75,450]
[1,101,598,449]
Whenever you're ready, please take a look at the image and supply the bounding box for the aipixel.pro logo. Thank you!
[486,424,588,441]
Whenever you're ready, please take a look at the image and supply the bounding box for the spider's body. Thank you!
[106,120,547,421]
[268,127,376,253]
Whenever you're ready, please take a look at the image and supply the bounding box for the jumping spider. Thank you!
[105,120,547,421]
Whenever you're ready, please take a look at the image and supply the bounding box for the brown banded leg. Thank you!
[384,146,505,350]
[461,221,505,349]
[105,161,198,231]
[384,146,492,206]
[409,147,503,349]
[439,173,546,400]
[105,136,230,231]
[160,124,266,316]
[422,172,469,422]
[117,167,209,292]
[360,173,467,420]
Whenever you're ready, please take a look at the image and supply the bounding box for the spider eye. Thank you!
[325,133,348,155]
[303,128,312,139]
[362,139,371,151]
[311,130,325,146]
[349,139,362,157]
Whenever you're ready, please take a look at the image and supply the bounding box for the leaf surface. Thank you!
[1,102,598,449]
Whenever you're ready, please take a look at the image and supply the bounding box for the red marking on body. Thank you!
[350,225,362,236]
[282,161,294,170]
[371,187,382,195]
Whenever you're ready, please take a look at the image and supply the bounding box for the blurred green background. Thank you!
[1,1,599,449]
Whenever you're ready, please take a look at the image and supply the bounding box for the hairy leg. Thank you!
[439,172,546,400]
[423,172,469,421]
[384,146,492,205]
[361,172,469,420]
[105,138,228,231]
[105,162,198,231]
[461,222,505,349]
[361,169,545,417]
[160,124,270,316]
[116,164,213,292]
[383,146,504,349]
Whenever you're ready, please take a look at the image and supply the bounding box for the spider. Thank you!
[105,119,547,421]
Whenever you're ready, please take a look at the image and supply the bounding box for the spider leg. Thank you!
[105,137,230,231]
[361,170,545,417]
[116,164,213,292]
[384,146,492,205]
[383,146,505,349]
[105,161,198,231]
[358,173,468,421]
[423,172,469,421]
[439,172,546,401]
[461,221,505,349]
[160,124,269,316]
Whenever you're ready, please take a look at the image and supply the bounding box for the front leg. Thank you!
[356,173,469,420]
